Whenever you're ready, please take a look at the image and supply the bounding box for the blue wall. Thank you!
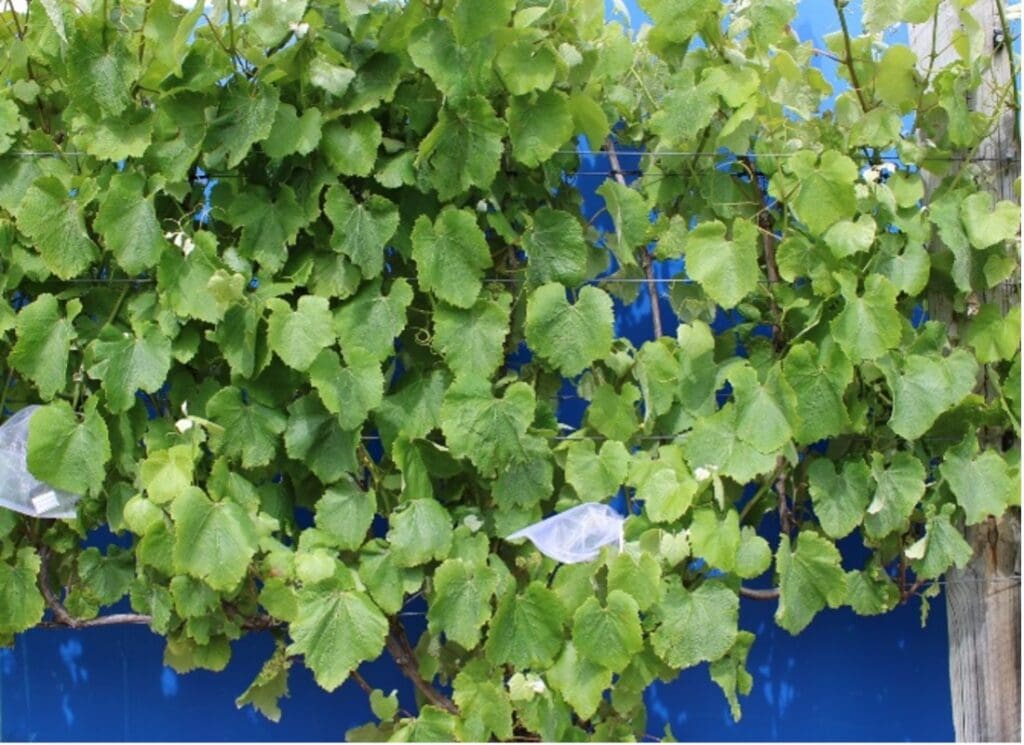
[1,1,955,741]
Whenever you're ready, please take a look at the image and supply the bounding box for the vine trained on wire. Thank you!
[0,0,1020,740]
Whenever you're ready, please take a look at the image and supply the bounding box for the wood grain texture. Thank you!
[912,3,1021,741]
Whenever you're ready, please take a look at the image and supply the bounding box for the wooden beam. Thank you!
[911,3,1021,741]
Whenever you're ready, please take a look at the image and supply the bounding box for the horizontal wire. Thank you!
[561,149,1021,163]
[915,576,1021,585]
[16,275,1019,290]
[354,433,974,443]
[4,151,1019,164]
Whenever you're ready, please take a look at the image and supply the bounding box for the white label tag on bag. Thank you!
[31,490,60,514]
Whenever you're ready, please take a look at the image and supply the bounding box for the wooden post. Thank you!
[910,2,1021,741]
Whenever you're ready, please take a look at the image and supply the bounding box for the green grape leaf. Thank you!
[67,32,138,118]
[486,582,567,669]
[408,19,493,99]
[316,477,377,551]
[16,176,100,279]
[525,283,614,377]
[960,192,1021,249]
[440,379,537,475]
[586,383,641,442]
[321,114,383,177]
[428,557,499,649]
[493,445,554,509]
[206,387,287,468]
[323,185,399,279]
[452,661,514,742]
[565,438,630,500]
[782,341,852,444]
[9,293,76,401]
[682,405,777,483]
[287,588,389,691]
[789,150,858,234]
[652,582,739,669]
[735,526,772,580]
[334,278,413,361]
[27,399,110,496]
[909,507,973,580]
[964,305,1021,363]
[689,508,741,573]
[369,688,398,722]
[94,172,168,274]
[597,180,649,255]
[284,394,359,483]
[263,103,322,159]
[308,348,384,431]
[204,82,279,169]
[171,487,258,592]
[635,339,681,421]
[248,0,307,46]
[729,364,792,454]
[572,590,644,674]
[824,215,876,259]
[447,0,515,44]
[228,185,306,273]
[885,351,978,440]
[158,232,226,324]
[807,458,871,539]
[524,207,589,286]
[830,275,903,362]
[140,445,194,505]
[508,90,574,168]
[863,452,926,539]
[432,292,511,381]
[775,532,846,635]
[266,296,335,372]
[709,631,755,722]
[607,551,663,611]
[875,45,921,111]
[235,642,292,723]
[685,220,761,309]
[845,569,899,616]
[0,548,45,635]
[411,208,493,309]
[940,438,1013,525]
[86,325,173,413]
[387,498,454,567]
[547,642,612,721]
[418,96,504,200]
[496,39,558,95]
[633,460,696,523]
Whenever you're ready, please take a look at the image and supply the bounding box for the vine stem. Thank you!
[739,157,784,349]
[604,138,663,339]
[994,0,1021,124]
[776,457,793,536]
[740,586,780,601]
[385,618,459,715]
[834,0,871,112]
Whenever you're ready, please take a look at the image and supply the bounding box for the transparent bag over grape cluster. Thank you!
[0,405,80,519]
[505,502,624,564]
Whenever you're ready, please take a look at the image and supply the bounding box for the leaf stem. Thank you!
[834,0,871,112]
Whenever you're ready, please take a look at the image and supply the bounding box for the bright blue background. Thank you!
[1,1,955,741]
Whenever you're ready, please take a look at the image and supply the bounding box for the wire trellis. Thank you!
[5,150,1020,164]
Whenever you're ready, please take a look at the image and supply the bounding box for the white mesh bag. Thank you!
[0,405,80,519]
[505,502,624,564]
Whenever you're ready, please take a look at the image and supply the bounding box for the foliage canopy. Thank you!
[0,0,1019,740]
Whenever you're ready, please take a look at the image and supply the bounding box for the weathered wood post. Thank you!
[910,2,1021,741]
